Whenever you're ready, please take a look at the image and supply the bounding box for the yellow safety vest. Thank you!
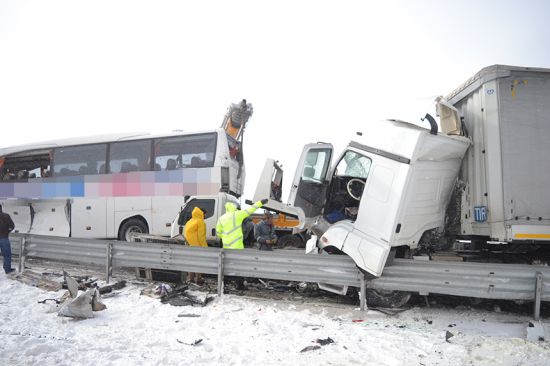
[216,201,263,249]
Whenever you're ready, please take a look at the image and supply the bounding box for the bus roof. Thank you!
[0,128,224,157]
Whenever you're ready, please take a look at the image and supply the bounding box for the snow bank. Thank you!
[1,271,549,365]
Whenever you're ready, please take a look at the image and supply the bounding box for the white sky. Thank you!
[1,0,549,200]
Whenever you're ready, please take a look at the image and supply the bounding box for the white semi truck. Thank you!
[256,65,550,277]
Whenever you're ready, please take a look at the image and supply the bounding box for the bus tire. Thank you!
[119,218,149,241]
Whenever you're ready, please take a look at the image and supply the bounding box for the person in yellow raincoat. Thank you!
[184,207,208,285]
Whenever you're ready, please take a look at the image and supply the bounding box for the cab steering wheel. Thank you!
[346,178,366,201]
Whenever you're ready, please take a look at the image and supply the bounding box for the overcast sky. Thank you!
[1,0,549,200]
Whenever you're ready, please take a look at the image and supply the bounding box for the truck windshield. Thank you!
[335,151,371,178]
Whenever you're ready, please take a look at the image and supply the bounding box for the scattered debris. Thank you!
[177,338,203,346]
[157,283,173,297]
[98,281,126,294]
[9,271,62,291]
[252,279,294,292]
[300,337,335,352]
[445,331,454,343]
[37,298,62,305]
[300,345,321,353]
[57,272,107,319]
[525,321,548,342]
[316,337,334,346]
[369,307,409,316]
[64,271,79,298]
[159,285,214,307]
[177,313,201,318]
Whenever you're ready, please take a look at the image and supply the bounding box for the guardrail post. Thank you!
[106,242,113,284]
[360,273,367,311]
[534,272,543,321]
[217,249,225,297]
[18,237,26,273]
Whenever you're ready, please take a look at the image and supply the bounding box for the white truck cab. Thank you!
[259,118,470,276]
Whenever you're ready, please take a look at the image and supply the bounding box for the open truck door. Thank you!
[253,143,333,226]
[252,159,306,227]
[288,143,333,217]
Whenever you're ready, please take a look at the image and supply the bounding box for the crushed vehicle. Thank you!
[256,65,550,281]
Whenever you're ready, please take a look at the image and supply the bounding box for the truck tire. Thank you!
[276,234,304,249]
[366,289,411,308]
[119,218,148,241]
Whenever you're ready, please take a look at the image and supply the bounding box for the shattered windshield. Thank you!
[335,151,371,178]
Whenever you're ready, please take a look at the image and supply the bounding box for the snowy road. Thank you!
[1,263,549,366]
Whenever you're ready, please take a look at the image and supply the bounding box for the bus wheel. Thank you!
[119,218,148,241]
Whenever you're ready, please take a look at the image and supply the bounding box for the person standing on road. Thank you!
[254,210,278,251]
[184,207,208,285]
[216,199,267,250]
[0,205,15,274]
[216,198,267,290]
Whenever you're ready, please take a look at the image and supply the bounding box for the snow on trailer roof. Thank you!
[352,119,470,163]
[446,64,550,104]
[0,128,224,157]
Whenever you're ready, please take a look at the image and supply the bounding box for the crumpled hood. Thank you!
[225,202,237,213]
[191,207,204,220]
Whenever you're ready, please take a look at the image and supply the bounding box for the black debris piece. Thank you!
[98,281,127,294]
[177,314,201,318]
[445,331,454,343]
[448,324,456,328]
[426,320,433,325]
[300,345,321,353]
[161,285,214,307]
[316,337,335,346]
[37,298,62,304]
[177,339,203,346]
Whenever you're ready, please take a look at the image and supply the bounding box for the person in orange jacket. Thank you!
[184,207,208,285]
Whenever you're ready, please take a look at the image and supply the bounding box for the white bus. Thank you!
[0,101,252,240]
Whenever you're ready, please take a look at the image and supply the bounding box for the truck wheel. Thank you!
[119,218,148,241]
[277,234,304,249]
[366,289,411,308]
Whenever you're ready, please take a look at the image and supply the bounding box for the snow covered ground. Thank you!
[1,263,549,366]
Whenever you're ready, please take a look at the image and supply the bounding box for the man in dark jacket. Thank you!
[254,210,278,251]
[0,205,15,274]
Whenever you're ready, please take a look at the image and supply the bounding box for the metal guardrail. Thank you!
[370,259,550,302]
[7,233,550,318]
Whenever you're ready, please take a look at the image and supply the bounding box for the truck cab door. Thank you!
[288,143,333,218]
